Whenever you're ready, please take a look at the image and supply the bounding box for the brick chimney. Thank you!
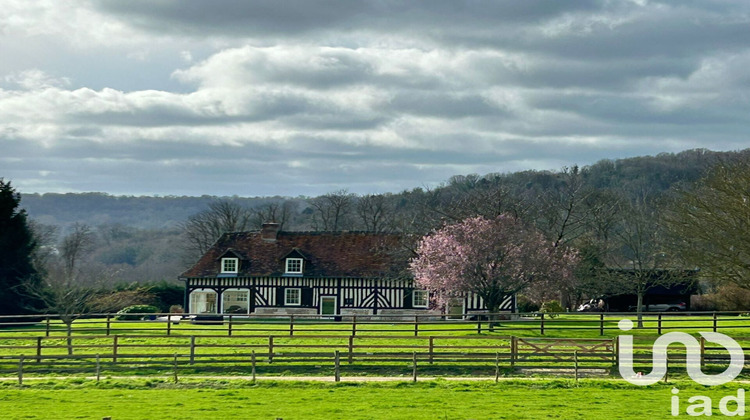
[260,223,280,242]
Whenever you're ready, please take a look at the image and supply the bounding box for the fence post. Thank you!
[574,350,579,385]
[657,313,662,335]
[268,336,274,363]
[713,312,718,333]
[251,351,256,382]
[45,316,50,337]
[289,315,294,337]
[173,353,179,383]
[477,317,482,334]
[334,350,341,382]
[412,351,417,382]
[414,315,419,337]
[495,352,500,383]
[612,337,618,368]
[18,355,24,386]
[428,337,434,364]
[228,315,233,337]
[96,354,101,382]
[599,313,605,336]
[540,313,545,336]
[36,337,42,363]
[351,316,357,336]
[510,336,517,368]
[348,336,354,364]
[106,315,111,336]
[700,335,705,368]
[190,336,196,365]
[167,315,172,336]
[112,336,118,363]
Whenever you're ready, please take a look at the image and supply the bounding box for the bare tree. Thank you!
[355,194,394,232]
[28,221,59,270]
[181,200,253,261]
[665,159,750,291]
[250,200,295,231]
[604,198,683,327]
[535,166,593,248]
[309,189,355,231]
[21,223,104,354]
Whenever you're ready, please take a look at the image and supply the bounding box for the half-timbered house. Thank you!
[180,223,514,318]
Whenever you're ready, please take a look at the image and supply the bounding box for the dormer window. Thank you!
[221,257,239,274]
[285,258,303,274]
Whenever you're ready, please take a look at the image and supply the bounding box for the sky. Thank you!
[2,1,750,197]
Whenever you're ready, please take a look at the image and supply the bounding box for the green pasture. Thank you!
[0,314,748,379]
[0,379,746,419]
[2,313,749,338]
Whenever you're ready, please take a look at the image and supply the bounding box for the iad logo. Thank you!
[617,318,744,386]
[617,318,747,417]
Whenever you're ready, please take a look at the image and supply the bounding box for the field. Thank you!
[1,313,749,378]
[1,379,746,420]
[1,314,748,419]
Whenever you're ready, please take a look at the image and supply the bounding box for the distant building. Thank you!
[180,223,514,318]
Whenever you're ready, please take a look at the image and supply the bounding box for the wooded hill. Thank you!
[21,148,746,231]
[15,148,750,297]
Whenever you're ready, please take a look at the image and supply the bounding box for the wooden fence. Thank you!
[1,311,749,338]
[0,334,748,384]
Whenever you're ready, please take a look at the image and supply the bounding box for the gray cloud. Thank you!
[2,1,750,196]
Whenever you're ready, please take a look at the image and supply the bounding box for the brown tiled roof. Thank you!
[180,231,403,278]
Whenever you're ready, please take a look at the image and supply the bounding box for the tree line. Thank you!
[3,148,750,325]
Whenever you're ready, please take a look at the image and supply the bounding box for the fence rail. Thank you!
[0,333,748,384]
[1,311,749,338]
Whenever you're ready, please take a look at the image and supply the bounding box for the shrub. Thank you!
[516,295,540,313]
[144,282,185,312]
[691,284,750,311]
[116,305,160,321]
[169,305,184,314]
[88,289,158,313]
[540,300,565,318]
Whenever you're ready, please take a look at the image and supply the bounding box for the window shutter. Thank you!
[301,288,313,307]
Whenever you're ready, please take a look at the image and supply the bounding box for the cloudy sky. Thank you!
[2,1,749,197]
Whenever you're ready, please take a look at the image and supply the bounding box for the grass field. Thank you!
[0,379,746,419]
[1,317,748,419]
[1,315,748,379]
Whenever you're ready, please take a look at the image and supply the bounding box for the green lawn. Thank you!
[0,379,745,419]
[0,315,748,379]
[2,313,750,339]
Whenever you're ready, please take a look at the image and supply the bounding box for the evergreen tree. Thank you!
[0,179,38,315]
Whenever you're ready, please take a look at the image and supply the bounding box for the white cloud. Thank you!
[3,1,750,196]
[4,69,71,90]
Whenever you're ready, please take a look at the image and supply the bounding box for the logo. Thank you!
[617,319,744,386]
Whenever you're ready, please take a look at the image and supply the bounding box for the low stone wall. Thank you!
[339,308,442,321]
[379,308,442,321]
[253,307,317,317]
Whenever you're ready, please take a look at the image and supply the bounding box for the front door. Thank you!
[320,296,337,317]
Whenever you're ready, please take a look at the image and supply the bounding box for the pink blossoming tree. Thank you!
[409,215,578,317]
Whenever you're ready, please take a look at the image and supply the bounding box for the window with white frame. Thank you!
[221,257,239,273]
[285,258,303,274]
[413,290,429,308]
[285,288,301,306]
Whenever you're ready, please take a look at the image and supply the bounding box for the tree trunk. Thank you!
[636,292,644,329]
[65,322,73,355]
[487,301,500,332]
